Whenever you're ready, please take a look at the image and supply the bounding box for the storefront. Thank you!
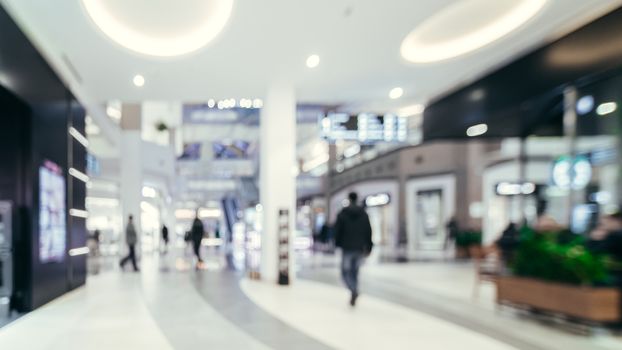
[424,7,622,244]
[405,174,456,258]
[0,7,88,312]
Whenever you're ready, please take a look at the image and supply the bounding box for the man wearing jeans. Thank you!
[335,192,373,306]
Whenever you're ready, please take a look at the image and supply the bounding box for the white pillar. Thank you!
[260,84,296,283]
[120,104,143,244]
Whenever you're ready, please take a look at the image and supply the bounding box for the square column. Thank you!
[120,104,143,243]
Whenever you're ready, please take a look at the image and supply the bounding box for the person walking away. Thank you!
[191,213,205,269]
[161,224,169,254]
[120,215,139,272]
[335,192,373,306]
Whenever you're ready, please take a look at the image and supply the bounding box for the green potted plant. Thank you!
[455,231,482,259]
[155,121,169,132]
[455,231,471,259]
[496,228,621,323]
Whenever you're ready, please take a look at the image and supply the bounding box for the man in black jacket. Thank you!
[334,192,373,306]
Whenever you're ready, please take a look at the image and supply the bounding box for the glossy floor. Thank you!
[0,250,620,349]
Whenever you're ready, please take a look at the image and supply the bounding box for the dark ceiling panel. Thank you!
[0,5,67,103]
[423,6,622,141]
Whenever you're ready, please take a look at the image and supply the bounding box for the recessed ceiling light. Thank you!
[133,74,145,87]
[576,95,594,115]
[81,0,234,57]
[466,123,488,137]
[469,89,486,101]
[596,102,617,116]
[306,54,320,68]
[401,0,547,63]
[389,87,404,99]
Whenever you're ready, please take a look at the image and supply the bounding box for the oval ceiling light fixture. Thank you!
[82,0,234,57]
[401,0,547,63]
[306,54,320,68]
[466,123,488,137]
[389,87,404,99]
[596,102,617,116]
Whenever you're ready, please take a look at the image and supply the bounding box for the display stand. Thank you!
[277,209,290,285]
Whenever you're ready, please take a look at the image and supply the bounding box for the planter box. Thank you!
[455,247,469,259]
[496,276,621,323]
[468,245,482,259]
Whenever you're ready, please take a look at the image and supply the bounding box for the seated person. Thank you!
[496,223,520,264]
[588,213,622,286]
[589,214,622,254]
[533,201,562,232]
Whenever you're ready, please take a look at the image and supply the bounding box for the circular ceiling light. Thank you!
[82,0,234,57]
[401,0,547,63]
[133,74,145,87]
[389,87,404,99]
[306,54,320,68]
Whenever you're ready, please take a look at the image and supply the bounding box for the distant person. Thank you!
[495,222,520,265]
[91,229,101,256]
[191,213,205,269]
[533,201,561,232]
[588,213,622,289]
[445,217,459,250]
[214,221,221,240]
[335,192,373,306]
[320,224,330,245]
[315,223,331,251]
[119,215,139,272]
[94,229,101,245]
[161,224,169,253]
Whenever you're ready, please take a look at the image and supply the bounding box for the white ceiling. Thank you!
[2,0,621,113]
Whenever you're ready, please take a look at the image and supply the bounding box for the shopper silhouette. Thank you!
[335,192,373,306]
[119,215,139,272]
[161,224,169,253]
[191,212,205,269]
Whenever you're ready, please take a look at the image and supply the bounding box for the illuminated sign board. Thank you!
[551,155,592,190]
[495,182,536,196]
[39,160,66,263]
[364,193,391,207]
[320,113,408,143]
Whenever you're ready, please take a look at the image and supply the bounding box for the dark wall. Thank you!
[0,5,87,311]
[0,86,32,310]
[30,101,71,309]
[68,100,88,291]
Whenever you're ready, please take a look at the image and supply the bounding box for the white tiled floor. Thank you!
[0,273,174,350]
[0,255,270,350]
[0,251,620,350]
[241,278,517,350]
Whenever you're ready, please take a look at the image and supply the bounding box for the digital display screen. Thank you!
[320,113,408,143]
[39,160,66,263]
[213,140,251,159]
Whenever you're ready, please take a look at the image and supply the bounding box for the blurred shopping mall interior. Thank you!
[2,0,622,349]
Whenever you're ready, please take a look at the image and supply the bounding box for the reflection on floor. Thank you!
[300,257,622,350]
[241,278,516,350]
[0,250,619,350]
